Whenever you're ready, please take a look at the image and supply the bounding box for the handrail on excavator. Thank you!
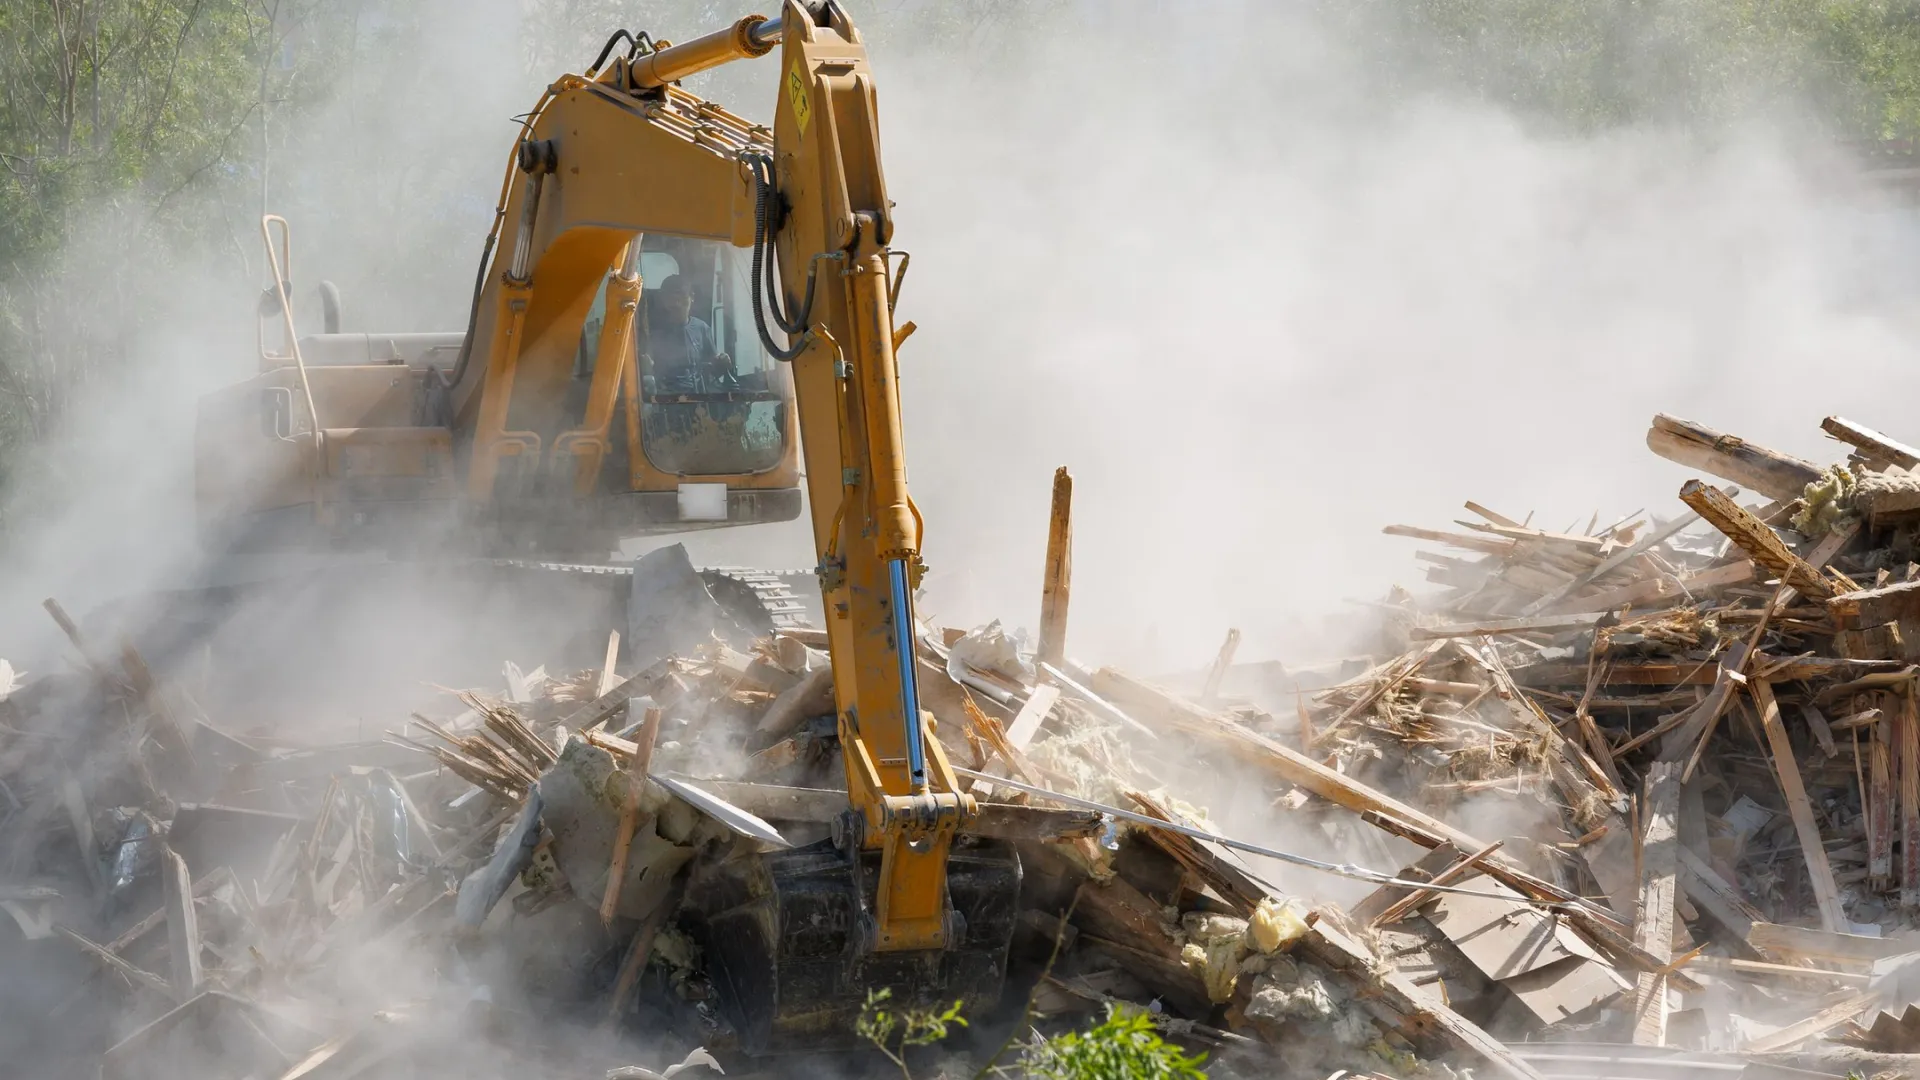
[258,214,322,450]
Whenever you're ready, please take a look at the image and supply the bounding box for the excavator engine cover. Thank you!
[685,836,1022,1055]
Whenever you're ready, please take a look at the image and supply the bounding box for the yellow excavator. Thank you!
[192,1,1018,1054]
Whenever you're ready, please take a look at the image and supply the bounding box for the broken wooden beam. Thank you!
[1830,578,1920,631]
[1678,480,1834,600]
[1822,415,1920,470]
[1647,415,1825,503]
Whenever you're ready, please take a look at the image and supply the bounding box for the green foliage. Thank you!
[856,988,968,1079]
[1019,1006,1209,1080]
[1343,0,1920,137]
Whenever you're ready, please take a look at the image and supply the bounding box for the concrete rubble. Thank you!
[11,411,1920,1077]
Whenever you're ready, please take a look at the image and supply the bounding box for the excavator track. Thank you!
[477,558,818,632]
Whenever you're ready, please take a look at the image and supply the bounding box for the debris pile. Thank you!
[16,411,1920,1078]
[1316,412,1920,1061]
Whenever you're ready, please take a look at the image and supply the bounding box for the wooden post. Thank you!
[1632,763,1681,1046]
[1200,629,1241,703]
[1037,467,1073,667]
[600,704,661,924]
[1753,679,1848,931]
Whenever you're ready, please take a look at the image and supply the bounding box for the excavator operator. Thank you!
[646,274,735,394]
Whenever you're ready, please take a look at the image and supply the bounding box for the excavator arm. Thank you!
[446,1,1016,1051]
[760,3,978,953]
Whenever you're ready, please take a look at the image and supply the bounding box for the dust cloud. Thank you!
[5,1,1917,683]
[0,0,1917,1069]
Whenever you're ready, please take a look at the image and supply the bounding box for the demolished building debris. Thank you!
[17,412,1920,1077]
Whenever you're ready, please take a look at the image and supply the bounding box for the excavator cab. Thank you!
[582,235,792,478]
[194,219,804,556]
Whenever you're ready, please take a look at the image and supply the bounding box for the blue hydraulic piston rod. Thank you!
[889,557,929,791]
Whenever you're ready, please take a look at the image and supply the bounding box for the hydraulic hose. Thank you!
[747,155,820,362]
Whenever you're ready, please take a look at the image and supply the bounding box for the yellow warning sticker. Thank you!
[786,60,812,136]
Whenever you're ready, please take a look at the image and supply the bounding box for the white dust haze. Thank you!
[1,0,1915,1072]
[4,0,1918,685]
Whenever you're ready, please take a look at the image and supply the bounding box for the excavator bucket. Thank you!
[683,836,1023,1055]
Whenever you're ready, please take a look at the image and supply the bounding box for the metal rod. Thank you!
[630,14,780,90]
[890,557,928,790]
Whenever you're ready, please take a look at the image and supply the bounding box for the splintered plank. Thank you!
[1382,524,1518,557]
[1802,703,1838,759]
[57,926,172,998]
[1469,641,1622,803]
[1567,560,1757,615]
[1631,762,1681,1046]
[1318,641,1448,738]
[1409,613,1607,640]
[1678,481,1835,600]
[1742,991,1876,1053]
[1003,684,1061,751]
[1752,678,1847,931]
[1822,415,1920,470]
[1748,922,1917,966]
[1829,578,1920,631]
[595,630,622,699]
[1521,512,1703,616]
[1647,415,1826,503]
